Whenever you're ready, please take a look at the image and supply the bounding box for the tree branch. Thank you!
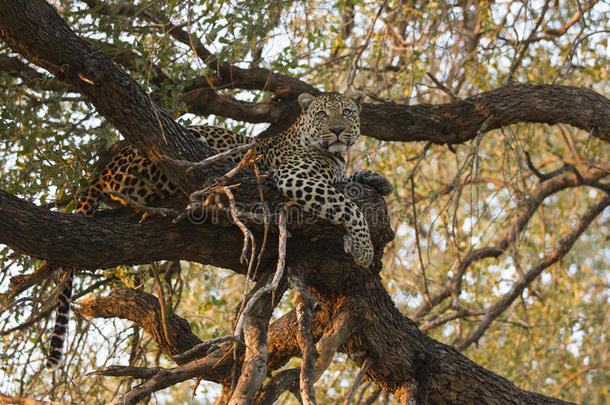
[82,0,317,99]
[360,84,609,144]
[412,166,608,320]
[76,288,202,359]
[455,194,610,350]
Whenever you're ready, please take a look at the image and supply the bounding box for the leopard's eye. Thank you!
[316,110,327,118]
[342,108,353,115]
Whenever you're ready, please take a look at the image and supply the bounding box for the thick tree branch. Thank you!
[76,288,202,359]
[360,84,609,144]
[341,278,574,404]
[0,181,390,270]
[3,52,607,148]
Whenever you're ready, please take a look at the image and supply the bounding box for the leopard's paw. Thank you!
[350,170,393,196]
[343,233,374,268]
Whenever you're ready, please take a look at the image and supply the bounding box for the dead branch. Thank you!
[221,186,256,271]
[103,188,180,218]
[228,276,276,405]
[313,311,355,381]
[106,308,319,404]
[289,270,318,405]
[233,203,292,339]
[188,149,259,206]
[160,142,256,172]
[150,262,172,347]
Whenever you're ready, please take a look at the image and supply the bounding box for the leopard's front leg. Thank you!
[349,170,393,196]
[276,175,374,267]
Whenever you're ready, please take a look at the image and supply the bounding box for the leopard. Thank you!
[46,91,393,370]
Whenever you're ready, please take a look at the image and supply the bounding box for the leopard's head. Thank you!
[297,91,365,156]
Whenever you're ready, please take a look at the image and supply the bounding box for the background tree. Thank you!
[0,0,608,404]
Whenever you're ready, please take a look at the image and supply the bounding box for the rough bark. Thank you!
[77,288,203,359]
[360,84,610,144]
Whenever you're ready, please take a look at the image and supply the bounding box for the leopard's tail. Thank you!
[46,269,73,370]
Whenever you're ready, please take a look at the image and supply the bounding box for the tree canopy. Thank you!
[0,0,608,404]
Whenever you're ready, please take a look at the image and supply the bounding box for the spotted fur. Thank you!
[45,270,73,370]
[46,92,392,369]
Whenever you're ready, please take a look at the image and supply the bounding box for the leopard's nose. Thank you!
[329,126,345,136]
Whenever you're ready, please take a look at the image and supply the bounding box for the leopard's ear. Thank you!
[298,93,316,111]
[349,91,365,110]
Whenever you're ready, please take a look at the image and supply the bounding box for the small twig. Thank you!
[221,184,258,351]
[524,152,610,193]
[252,163,270,278]
[160,141,256,171]
[505,1,551,85]
[171,335,242,364]
[346,0,388,87]
[556,30,610,81]
[103,188,180,217]
[221,186,256,267]
[407,143,432,307]
[343,358,371,405]
[233,202,292,339]
[524,151,580,182]
[179,148,259,225]
[426,72,460,101]
[477,114,494,136]
[188,149,258,204]
[524,151,554,181]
